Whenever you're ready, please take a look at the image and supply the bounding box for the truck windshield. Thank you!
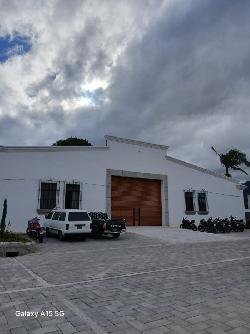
[68,212,90,221]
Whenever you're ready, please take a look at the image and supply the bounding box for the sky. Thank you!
[0,0,250,179]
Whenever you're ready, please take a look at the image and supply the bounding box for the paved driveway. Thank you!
[0,230,250,334]
[127,227,250,244]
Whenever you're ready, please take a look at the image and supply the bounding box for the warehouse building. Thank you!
[0,135,246,231]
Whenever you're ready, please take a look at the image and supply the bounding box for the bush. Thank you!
[0,231,29,243]
[0,199,7,234]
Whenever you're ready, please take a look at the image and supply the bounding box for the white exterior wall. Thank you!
[0,137,244,231]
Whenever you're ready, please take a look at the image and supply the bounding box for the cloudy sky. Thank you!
[0,0,250,178]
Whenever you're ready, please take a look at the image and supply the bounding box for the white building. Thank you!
[0,135,245,232]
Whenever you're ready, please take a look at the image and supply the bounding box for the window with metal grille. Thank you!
[40,182,57,209]
[198,192,207,212]
[65,184,80,209]
[185,191,194,212]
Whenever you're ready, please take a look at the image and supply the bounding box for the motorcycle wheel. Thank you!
[240,227,244,232]
[46,227,50,237]
[180,224,183,229]
[38,236,43,243]
[192,226,198,231]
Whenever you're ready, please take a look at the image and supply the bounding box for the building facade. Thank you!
[0,135,245,232]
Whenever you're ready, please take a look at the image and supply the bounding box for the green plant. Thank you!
[211,147,250,177]
[0,231,28,243]
[0,199,7,234]
[52,137,92,146]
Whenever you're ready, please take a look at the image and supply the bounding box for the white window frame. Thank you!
[38,180,60,211]
[63,181,82,209]
[184,189,196,214]
[197,190,209,214]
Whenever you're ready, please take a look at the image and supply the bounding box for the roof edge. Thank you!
[105,135,168,150]
[165,155,240,184]
[0,146,109,152]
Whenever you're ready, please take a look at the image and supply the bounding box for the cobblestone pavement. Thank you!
[0,230,250,334]
[127,227,250,244]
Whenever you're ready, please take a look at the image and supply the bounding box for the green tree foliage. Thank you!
[0,199,7,234]
[211,147,250,177]
[52,137,92,146]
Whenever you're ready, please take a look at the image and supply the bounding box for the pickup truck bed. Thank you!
[88,212,126,238]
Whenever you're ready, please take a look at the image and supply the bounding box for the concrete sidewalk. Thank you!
[127,226,250,244]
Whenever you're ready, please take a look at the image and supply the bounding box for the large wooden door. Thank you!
[111,176,162,226]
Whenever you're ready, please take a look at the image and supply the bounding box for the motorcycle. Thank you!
[180,217,197,231]
[214,217,225,233]
[198,219,207,232]
[230,216,245,232]
[26,217,45,243]
[206,217,217,233]
[223,218,232,233]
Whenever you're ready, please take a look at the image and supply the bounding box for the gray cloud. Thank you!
[0,0,250,179]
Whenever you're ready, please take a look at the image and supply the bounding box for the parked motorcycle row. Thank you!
[180,216,245,233]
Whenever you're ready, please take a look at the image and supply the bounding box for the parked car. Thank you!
[44,209,92,240]
[88,212,126,238]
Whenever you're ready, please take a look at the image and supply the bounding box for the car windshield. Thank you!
[68,212,90,221]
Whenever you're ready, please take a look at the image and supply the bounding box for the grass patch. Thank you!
[0,232,29,243]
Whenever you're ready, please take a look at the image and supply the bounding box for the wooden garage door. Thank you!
[111,176,162,226]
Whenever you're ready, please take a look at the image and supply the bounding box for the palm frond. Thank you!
[211,146,221,157]
[231,166,248,175]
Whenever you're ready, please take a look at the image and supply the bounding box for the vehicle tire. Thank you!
[92,232,102,239]
[58,231,65,241]
[38,236,43,243]
[180,224,183,229]
[192,225,197,231]
[113,233,120,239]
[240,226,244,232]
[198,226,204,232]
[46,228,50,237]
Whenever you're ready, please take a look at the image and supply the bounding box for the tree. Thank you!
[211,147,250,177]
[0,199,7,234]
[52,137,92,146]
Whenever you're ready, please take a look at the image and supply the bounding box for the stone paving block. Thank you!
[22,319,41,331]
[227,327,250,334]
[143,326,169,334]
[146,319,170,329]
[57,322,77,334]
[10,327,28,334]
[0,314,8,325]
[186,315,208,324]
[127,319,149,331]
[30,327,58,334]
[124,328,142,334]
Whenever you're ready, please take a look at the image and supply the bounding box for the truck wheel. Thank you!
[46,228,50,237]
[113,233,120,239]
[58,231,64,241]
